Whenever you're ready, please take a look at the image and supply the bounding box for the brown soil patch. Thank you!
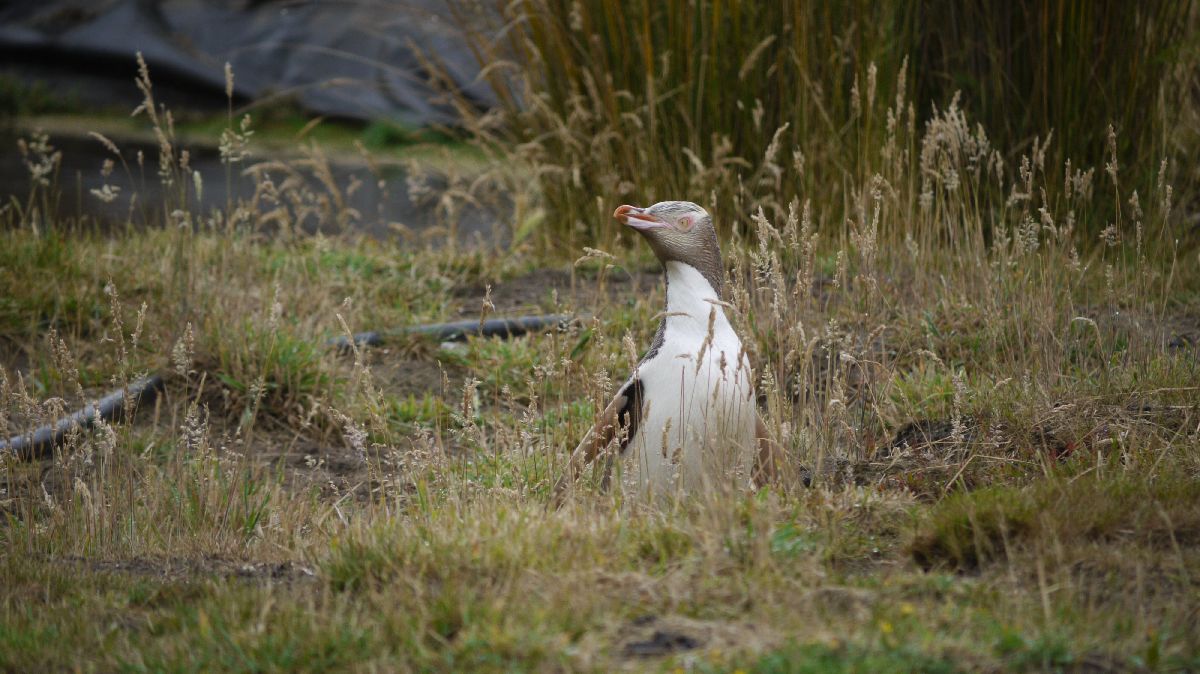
[453,266,662,316]
[54,555,317,583]
[358,350,462,399]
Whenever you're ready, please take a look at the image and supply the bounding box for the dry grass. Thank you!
[1,45,1199,673]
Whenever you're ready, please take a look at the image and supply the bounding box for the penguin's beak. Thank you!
[614,204,666,231]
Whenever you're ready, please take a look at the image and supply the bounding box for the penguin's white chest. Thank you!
[624,262,757,497]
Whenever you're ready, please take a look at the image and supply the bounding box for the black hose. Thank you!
[0,375,165,460]
[327,314,576,349]
[1,314,574,460]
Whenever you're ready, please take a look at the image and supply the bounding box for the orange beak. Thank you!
[614,204,666,230]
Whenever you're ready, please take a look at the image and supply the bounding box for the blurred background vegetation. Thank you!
[2,1,1197,249]
[453,0,1199,247]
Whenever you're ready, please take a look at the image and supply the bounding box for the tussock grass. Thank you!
[1,41,1199,673]
[913,471,1200,570]
[448,0,1199,248]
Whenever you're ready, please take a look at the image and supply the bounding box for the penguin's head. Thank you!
[614,200,724,295]
[615,199,720,256]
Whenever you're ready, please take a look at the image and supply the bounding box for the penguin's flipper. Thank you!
[550,378,643,506]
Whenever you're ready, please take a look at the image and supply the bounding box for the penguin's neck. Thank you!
[663,260,733,340]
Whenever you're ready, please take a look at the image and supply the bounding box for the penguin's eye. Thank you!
[677,216,692,231]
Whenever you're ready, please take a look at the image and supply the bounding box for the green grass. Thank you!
[0,74,83,119]
[913,471,1200,571]
[1,171,1197,674]
[11,107,484,173]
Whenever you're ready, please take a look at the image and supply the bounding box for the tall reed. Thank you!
[446,0,1197,249]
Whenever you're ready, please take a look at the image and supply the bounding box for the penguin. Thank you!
[554,201,777,503]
